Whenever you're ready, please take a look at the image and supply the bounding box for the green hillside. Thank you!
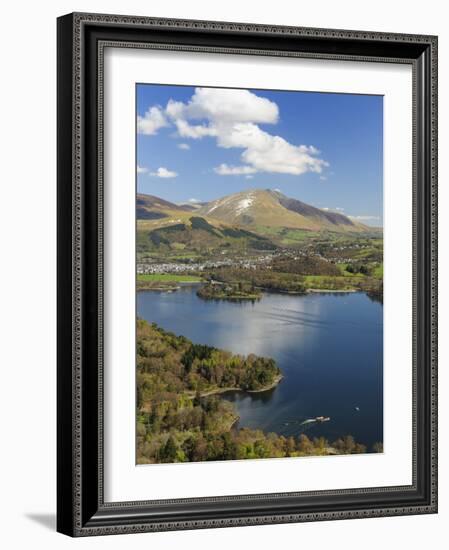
[137,215,276,260]
[136,190,381,258]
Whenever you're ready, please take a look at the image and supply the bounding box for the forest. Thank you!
[204,252,383,298]
[197,281,262,301]
[136,319,371,464]
[205,266,308,294]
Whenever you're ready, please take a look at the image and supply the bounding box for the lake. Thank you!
[137,285,383,449]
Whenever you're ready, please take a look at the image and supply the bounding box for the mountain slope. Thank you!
[136,193,191,220]
[137,215,276,257]
[198,189,370,233]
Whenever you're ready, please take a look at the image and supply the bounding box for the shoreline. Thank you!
[137,286,180,292]
[138,280,365,296]
[186,374,284,399]
[246,374,284,393]
[229,415,240,430]
[306,288,358,294]
[137,281,203,292]
[197,294,261,302]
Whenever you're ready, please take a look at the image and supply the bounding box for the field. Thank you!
[373,263,384,278]
[302,275,362,291]
[137,273,202,283]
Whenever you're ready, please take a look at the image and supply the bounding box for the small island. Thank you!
[197,281,261,301]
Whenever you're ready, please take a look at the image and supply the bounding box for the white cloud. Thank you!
[188,198,200,203]
[217,123,327,175]
[149,167,178,178]
[143,87,328,177]
[348,215,380,221]
[174,118,217,139]
[137,106,168,135]
[177,143,190,150]
[208,120,327,176]
[214,164,257,176]
[245,175,254,180]
[322,206,345,212]
[137,165,148,174]
[167,87,278,126]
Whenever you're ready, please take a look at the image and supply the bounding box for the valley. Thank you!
[136,189,383,301]
[135,84,384,465]
[136,189,383,463]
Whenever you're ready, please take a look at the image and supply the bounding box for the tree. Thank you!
[335,435,356,454]
[221,432,238,460]
[297,434,314,455]
[193,389,202,406]
[313,436,329,454]
[160,435,177,462]
[136,422,146,437]
[285,436,296,456]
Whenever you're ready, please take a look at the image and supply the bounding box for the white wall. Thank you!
[0,1,446,548]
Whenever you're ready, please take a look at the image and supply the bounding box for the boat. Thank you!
[315,416,330,422]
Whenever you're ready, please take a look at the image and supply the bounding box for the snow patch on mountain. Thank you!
[235,194,254,215]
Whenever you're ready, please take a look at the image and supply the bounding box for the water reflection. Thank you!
[137,286,383,449]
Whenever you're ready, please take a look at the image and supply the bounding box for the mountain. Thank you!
[136,190,377,258]
[136,194,276,256]
[136,193,191,220]
[137,214,276,257]
[198,189,370,233]
[178,202,207,211]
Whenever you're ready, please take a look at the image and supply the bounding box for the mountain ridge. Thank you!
[197,189,373,233]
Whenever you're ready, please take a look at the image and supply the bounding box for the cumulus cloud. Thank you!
[137,106,168,135]
[149,167,178,178]
[137,165,148,174]
[214,163,257,176]
[166,87,278,126]
[141,87,328,177]
[174,119,217,139]
[217,123,327,175]
[177,143,190,150]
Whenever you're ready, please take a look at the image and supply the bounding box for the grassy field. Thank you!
[302,275,361,291]
[337,264,361,277]
[137,273,202,283]
[254,225,322,245]
[373,263,383,278]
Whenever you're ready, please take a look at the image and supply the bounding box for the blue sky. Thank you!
[136,84,383,226]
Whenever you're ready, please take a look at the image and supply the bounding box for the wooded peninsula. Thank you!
[137,319,371,464]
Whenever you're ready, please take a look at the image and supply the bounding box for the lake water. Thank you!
[137,285,383,449]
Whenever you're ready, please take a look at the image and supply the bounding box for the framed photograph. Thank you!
[57,12,438,536]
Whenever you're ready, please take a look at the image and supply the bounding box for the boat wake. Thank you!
[276,416,331,436]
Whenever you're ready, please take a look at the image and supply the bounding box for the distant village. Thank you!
[137,255,273,275]
[136,241,374,275]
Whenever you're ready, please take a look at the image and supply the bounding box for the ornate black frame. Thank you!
[57,12,438,537]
